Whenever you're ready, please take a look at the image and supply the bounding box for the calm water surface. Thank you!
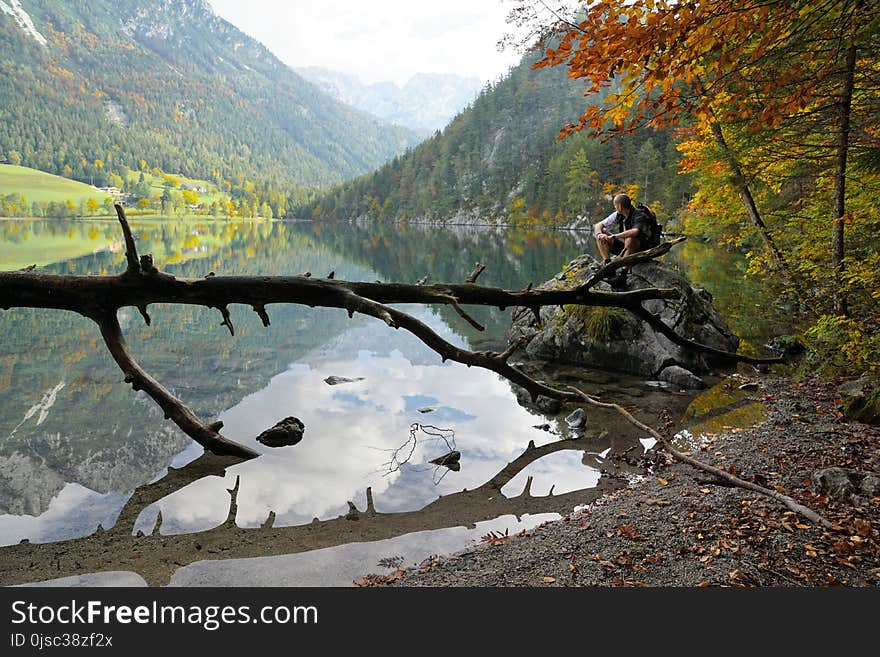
[0,218,786,585]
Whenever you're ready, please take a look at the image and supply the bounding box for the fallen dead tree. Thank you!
[568,387,833,529]
[0,205,814,531]
[0,206,780,458]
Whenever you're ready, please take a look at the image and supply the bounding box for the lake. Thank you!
[0,218,789,586]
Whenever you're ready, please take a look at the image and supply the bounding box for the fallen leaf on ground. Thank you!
[618,523,645,540]
[854,519,872,536]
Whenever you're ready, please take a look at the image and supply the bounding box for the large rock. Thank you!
[813,467,880,500]
[256,416,305,448]
[508,254,739,386]
[837,376,880,425]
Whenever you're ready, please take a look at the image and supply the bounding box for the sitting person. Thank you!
[593,193,657,260]
[593,193,658,289]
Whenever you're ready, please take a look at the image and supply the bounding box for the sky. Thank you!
[206,0,525,86]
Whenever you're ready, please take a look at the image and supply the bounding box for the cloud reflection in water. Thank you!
[145,309,601,536]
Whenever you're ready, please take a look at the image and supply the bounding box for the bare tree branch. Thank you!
[0,207,782,458]
[95,310,258,459]
[567,386,833,529]
[465,262,486,283]
[627,305,782,366]
[114,203,140,275]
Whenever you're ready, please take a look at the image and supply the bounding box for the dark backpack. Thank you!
[633,202,662,248]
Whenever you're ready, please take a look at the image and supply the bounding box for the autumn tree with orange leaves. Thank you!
[507,0,880,374]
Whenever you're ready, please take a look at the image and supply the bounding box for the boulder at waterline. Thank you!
[256,416,305,447]
[507,254,740,388]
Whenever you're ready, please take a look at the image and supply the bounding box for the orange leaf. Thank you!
[618,523,639,538]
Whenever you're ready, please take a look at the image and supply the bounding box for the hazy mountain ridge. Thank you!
[300,51,689,226]
[295,66,484,134]
[0,0,421,192]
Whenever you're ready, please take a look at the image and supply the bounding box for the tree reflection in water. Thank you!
[0,434,626,587]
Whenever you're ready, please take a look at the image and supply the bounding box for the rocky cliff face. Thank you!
[508,254,740,389]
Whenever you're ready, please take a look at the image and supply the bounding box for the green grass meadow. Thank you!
[0,221,119,271]
[0,164,110,205]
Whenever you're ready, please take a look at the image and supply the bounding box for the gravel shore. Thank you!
[357,376,880,587]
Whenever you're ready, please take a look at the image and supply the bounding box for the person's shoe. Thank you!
[609,269,628,291]
[601,262,622,281]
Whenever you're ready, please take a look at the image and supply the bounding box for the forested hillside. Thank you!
[0,0,419,205]
[300,51,691,226]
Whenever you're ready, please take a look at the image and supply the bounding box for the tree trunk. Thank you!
[709,120,815,316]
[832,45,857,316]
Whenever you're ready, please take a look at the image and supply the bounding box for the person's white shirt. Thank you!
[599,211,618,230]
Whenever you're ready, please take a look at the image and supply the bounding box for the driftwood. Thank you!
[2,205,827,543]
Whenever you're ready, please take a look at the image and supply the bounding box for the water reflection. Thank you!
[0,431,618,587]
[133,307,605,536]
[168,513,562,587]
[0,218,787,585]
[667,241,792,353]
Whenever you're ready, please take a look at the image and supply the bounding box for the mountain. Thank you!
[300,50,691,225]
[294,67,484,135]
[0,0,421,195]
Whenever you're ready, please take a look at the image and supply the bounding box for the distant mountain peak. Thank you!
[120,0,223,41]
[295,66,484,134]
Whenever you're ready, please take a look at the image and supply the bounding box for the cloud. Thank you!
[207,0,519,85]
